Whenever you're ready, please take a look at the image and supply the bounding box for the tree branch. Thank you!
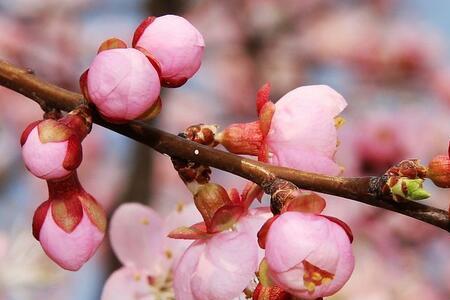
[0,59,448,232]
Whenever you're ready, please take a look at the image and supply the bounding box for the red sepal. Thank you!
[259,102,275,137]
[168,222,210,240]
[80,191,107,232]
[52,196,83,233]
[241,182,264,207]
[97,37,127,53]
[228,188,241,205]
[161,76,189,88]
[256,83,271,115]
[257,215,279,249]
[132,16,156,48]
[134,46,162,77]
[194,183,233,229]
[79,69,90,100]
[209,205,244,233]
[62,135,82,171]
[281,192,326,214]
[137,96,162,121]
[32,200,51,240]
[20,120,41,146]
[253,283,292,300]
[322,215,354,243]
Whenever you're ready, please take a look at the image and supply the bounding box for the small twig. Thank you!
[0,59,448,232]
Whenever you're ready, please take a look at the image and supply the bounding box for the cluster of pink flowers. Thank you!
[19,12,363,299]
[20,109,106,271]
[80,15,205,122]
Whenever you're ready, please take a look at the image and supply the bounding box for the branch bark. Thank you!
[0,59,448,232]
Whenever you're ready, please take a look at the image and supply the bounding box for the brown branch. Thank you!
[0,59,448,232]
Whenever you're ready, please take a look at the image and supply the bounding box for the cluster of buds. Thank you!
[383,159,430,202]
[80,15,204,122]
[20,107,106,271]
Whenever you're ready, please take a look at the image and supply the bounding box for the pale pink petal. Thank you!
[265,212,328,273]
[173,241,205,300]
[22,127,71,180]
[87,48,160,121]
[266,85,347,175]
[191,231,258,300]
[110,203,165,275]
[101,267,154,300]
[163,202,203,267]
[39,208,104,271]
[135,15,204,85]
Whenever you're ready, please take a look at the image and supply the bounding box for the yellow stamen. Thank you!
[334,116,346,128]
[321,277,332,285]
[305,281,316,293]
[133,274,141,282]
[311,272,322,281]
[176,202,185,213]
[140,218,150,225]
[164,249,173,260]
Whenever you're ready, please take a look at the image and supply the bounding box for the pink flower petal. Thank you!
[101,267,153,300]
[39,207,104,271]
[109,203,165,275]
[21,127,71,180]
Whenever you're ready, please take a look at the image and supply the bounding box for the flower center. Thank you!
[302,260,334,294]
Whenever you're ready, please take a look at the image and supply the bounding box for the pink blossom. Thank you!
[266,85,347,175]
[86,48,161,122]
[21,120,82,180]
[32,173,106,271]
[265,212,354,299]
[102,202,202,299]
[37,206,104,271]
[173,208,271,300]
[133,15,205,87]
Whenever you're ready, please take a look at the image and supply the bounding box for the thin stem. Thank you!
[0,59,448,232]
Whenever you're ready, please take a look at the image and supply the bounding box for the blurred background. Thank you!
[0,0,449,299]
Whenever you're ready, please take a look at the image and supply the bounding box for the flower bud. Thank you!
[32,172,106,271]
[387,177,430,202]
[265,212,354,299]
[84,47,161,122]
[427,153,450,188]
[133,15,205,87]
[21,119,82,180]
